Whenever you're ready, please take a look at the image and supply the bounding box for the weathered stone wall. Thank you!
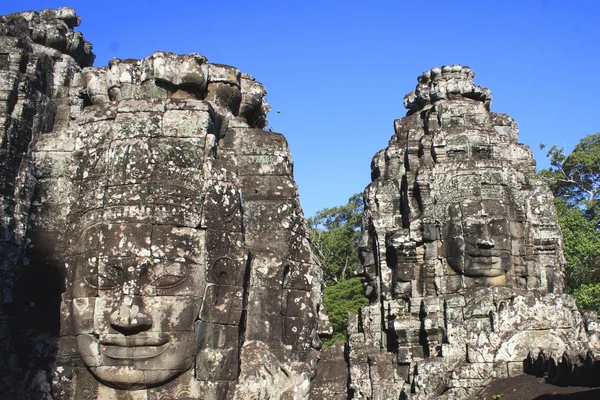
[0,8,326,399]
[346,65,600,399]
[0,8,94,398]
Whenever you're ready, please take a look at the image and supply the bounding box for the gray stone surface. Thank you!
[0,7,93,399]
[2,7,599,399]
[310,341,348,399]
[0,8,325,399]
[347,65,600,399]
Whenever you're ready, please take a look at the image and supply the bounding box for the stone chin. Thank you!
[77,333,196,389]
[89,367,186,390]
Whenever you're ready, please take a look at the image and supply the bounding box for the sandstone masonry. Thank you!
[342,65,600,399]
[0,8,327,399]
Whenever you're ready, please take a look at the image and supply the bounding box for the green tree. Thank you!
[322,277,368,345]
[540,133,600,228]
[573,283,600,315]
[308,193,368,344]
[553,198,600,292]
[540,133,600,314]
[307,193,364,284]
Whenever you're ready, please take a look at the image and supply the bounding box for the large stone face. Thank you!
[0,8,326,399]
[347,65,600,399]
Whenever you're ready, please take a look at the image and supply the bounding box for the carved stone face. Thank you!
[444,200,513,278]
[70,223,206,389]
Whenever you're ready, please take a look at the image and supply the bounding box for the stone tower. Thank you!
[347,65,600,399]
[0,8,328,399]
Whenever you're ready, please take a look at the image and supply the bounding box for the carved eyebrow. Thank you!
[85,274,118,290]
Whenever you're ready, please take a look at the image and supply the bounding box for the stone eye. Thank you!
[98,276,119,289]
[152,275,187,289]
[85,275,118,290]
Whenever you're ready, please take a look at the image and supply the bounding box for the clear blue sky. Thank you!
[3,1,600,217]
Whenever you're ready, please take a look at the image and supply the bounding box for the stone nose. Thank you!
[474,221,496,249]
[110,295,153,335]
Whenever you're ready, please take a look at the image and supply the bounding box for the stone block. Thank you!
[78,103,116,124]
[206,81,241,116]
[161,108,215,138]
[285,289,313,317]
[245,311,284,344]
[221,128,288,155]
[97,222,152,257]
[206,253,247,286]
[107,139,153,185]
[112,111,162,139]
[200,284,244,325]
[237,154,293,176]
[116,99,166,113]
[196,346,239,381]
[507,361,524,377]
[32,150,71,178]
[242,199,295,253]
[282,262,315,291]
[239,175,297,200]
[55,337,83,366]
[283,315,314,352]
[201,182,243,232]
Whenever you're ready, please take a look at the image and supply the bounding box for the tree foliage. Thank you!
[540,133,600,314]
[553,198,600,291]
[322,277,368,345]
[540,133,600,228]
[307,193,364,284]
[573,283,600,315]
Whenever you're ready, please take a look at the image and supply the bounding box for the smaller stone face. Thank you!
[359,65,564,298]
[444,199,514,278]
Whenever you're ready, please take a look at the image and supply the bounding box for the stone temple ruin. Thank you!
[343,65,600,398]
[0,7,598,400]
[0,8,327,399]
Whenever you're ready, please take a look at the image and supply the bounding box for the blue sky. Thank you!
[3,1,600,217]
